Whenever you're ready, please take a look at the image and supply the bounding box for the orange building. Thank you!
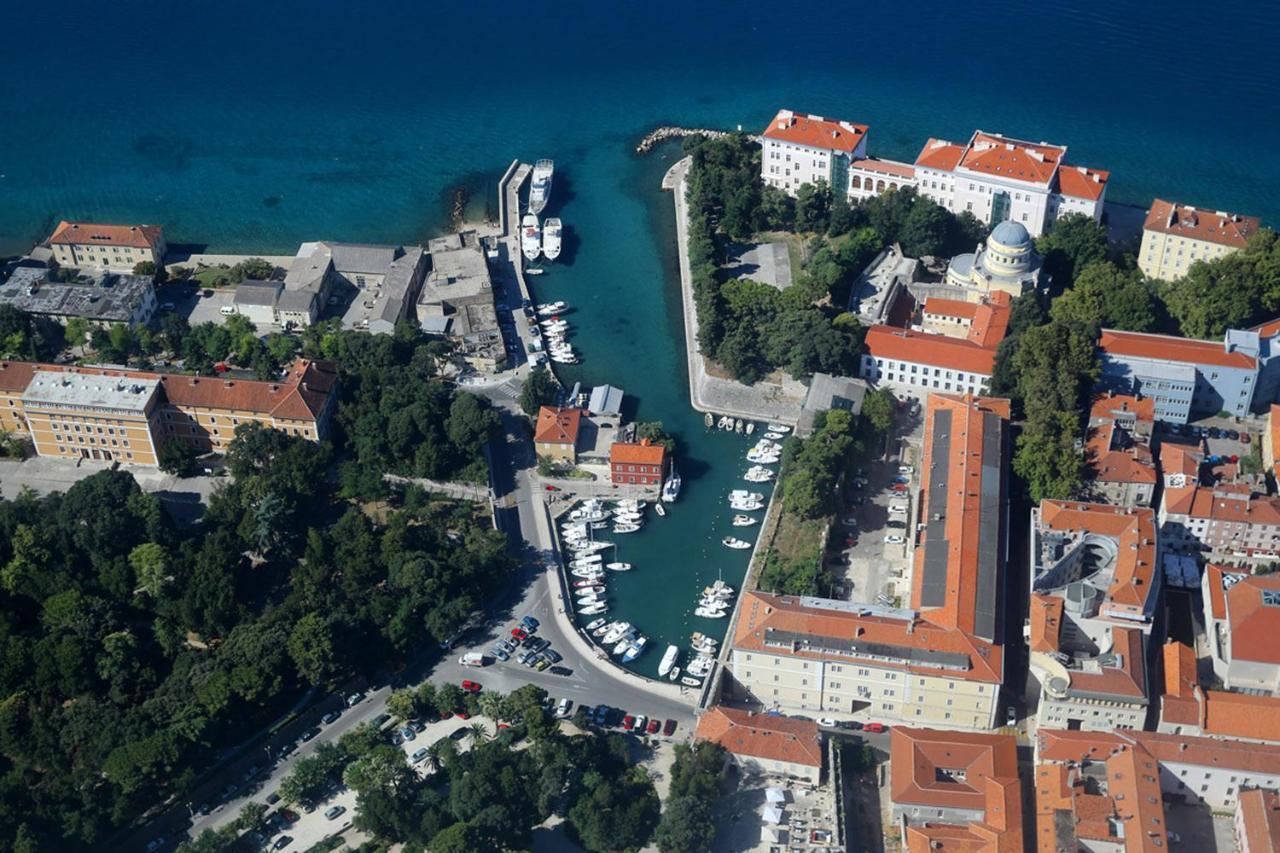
[610,439,667,486]
[694,706,823,784]
[533,406,581,463]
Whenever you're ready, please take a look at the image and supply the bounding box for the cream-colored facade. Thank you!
[48,221,167,272]
[1139,227,1241,281]
[1138,200,1260,281]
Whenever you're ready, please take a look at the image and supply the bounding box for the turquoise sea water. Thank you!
[3,0,1278,675]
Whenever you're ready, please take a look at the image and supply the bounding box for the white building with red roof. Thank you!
[913,130,1108,237]
[760,109,868,198]
[48,220,167,272]
[694,706,824,784]
[1200,565,1280,693]
[1159,481,1280,564]
[1139,198,1261,281]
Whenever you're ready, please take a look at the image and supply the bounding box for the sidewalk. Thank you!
[663,158,804,425]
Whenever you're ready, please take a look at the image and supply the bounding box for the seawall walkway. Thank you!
[663,158,804,425]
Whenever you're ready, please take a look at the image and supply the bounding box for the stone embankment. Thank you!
[635,126,732,155]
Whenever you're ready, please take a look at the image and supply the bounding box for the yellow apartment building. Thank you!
[1138,199,1260,281]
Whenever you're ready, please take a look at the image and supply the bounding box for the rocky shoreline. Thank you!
[635,126,732,155]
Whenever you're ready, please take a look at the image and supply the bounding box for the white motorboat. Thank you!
[658,644,680,677]
[571,552,603,562]
[574,579,603,588]
[731,514,758,527]
[602,622,632,644]
[662,468,682,502]
[542,217,562,261]
[573,541,613,554]
[735,419,744,433]
[743,470,774,483]
[722,536,752,550]
[615,499,646,509]
[717,416,729,429]
[705,412,714,428]
[653,503,666,517]
[763,432,784,440]
[529,159,553,215]
[594,620,620,637]
[681,676,702,687]
[569,510,608,522]
[525,268,544,276]
[694,606,727,619]
[571,570,605,580]
[701,586,732,601]
[585,617,607,632]
[606,562,632,572]
[730,501,764,513]
[622,636,647,663]
[612,631,637,656]
[667,666,681,682]
[767,423,791,433]
[536,301,566,316]
[691,632,719,647]
[578,602,607,615]
[521,213,542,262]
[614,508,643,520]
[576,585,605,596]
[613,523,641,534]
[687,656,715,677]
[550,353,580,365]
[747,454,780,465]
[730,490,764,500]
[590,520,608,529]
[698,598,730,611]
[745,422,755,435]
[707,579,735,597]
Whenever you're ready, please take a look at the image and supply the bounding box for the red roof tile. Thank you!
[49,220,163,249]
[915,138,967,172]
[1144,199,1260,248]
[1029,595,1063,654]
[761,109,867,154]
[1038,501,1158,612]
[610,440,666,466]
[1237,788,1280,853]
[865,325,999,375]
[694,706,823,768]
[533,406,581,445]
[850,157,915,179]
[1100,327,1257,369]
[1056,164,1110,201]
[923,298,979,322]
[1226,572,1280,665]
[959,132,1065,186]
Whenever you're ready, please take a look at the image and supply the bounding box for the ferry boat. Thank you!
[658,644,680,677]
[521,214,542,262]
[529,159,554,215]
[542,217,563,261]
[661,468,682,503]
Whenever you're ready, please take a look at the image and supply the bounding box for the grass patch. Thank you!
[193,264,235,288]
[757,508,830,596]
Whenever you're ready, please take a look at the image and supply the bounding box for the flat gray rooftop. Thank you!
[23,370,160,412]
[0,267,154,323]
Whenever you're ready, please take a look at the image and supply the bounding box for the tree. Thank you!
[1036,213,1109,289]
[445,393,500,451]
[287,613,338,685]
[519,366,558,416]
[230,258,277,282]
[897,200,951,257]
[128,542,170,598]
[655,795,716,853]
[860,388,895,434]
[435,683,465,716]
[64,316,91,348]
[1049,261,1161,333]
[634,422,675,453]
[158,439,198,477]
[387,688,418,721]
[1014,412,1086,502]
[279,754,335,807]
[133,260,159,278]
[794,181,832,234]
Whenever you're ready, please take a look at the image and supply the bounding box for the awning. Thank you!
[762,805,784,824]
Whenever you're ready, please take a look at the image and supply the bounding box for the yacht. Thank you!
[722,536,752,550]
[528,159,553,215]
[690,632,719,648]
[605,562,632,572]
[730,501,764,512]
[614,525,641,535]
[694,606,727,619]
[731,514,758,527]
[658,644,680,677]
[763,431,784,440]
[621,636,648,663]
[578,602,607,615]
[687,656,715,677]
[707,579,735,597]
[767,423,791,433]
[653,502,666,517]
[602,622,632,644]
[571,569,605,580]
[612,630,637,656]
[743,468,774,483]
[717,416,730,430]
[594,620,620,637]
[585,617,607,632]
[521,214,542,262]
[729,490,764,502]
[542,217,563,261]
[699,596,730,609]
[574,579,604,588]
[536,301,567,316]
[661,468,682,503]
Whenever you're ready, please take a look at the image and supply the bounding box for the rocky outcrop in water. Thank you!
[635,126,732,155]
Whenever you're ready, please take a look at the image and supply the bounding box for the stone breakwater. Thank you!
[635,126,732,155]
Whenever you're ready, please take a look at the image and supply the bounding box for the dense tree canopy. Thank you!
[1161,229,1280,339]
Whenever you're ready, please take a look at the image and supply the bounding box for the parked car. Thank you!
[663,719,677,736]
[633,714,648,733]
[885,535,906,545]
[1007,705,1018,726]
[410,719,426,732]
[549,665,573,676]
[646,719,661,735]
[300,727,321,742]
[544,648,563,663]
[863,722,887,733]
[838,720,863,731]
[898,465,914,475]
[399,725,416,742]
[817,717,836,728]
[146,837,166,852]
[533,657,551,671]
[510,627,528,641]
[491,645,510,662]
[449,727,469,741]
[556,698,573,717]
[517,650,533,666]
[324,806,346,820]
[891,483,909,493]
[622,714,635,731]
[345,692,365,707]
[460,679,482,694]
[892,476,910,484]
[320,710,340,725]
[272,837,293,851]
[372,713,392,728]
[521,615,540,631]
[390,731,404,746]
[411,747,429,764]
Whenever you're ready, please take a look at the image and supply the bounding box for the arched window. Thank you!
[876,180,886,193]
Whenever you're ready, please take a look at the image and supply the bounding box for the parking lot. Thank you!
[829,401,925,607]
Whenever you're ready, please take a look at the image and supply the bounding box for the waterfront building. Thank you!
[0,267,157,327]
[760,109,868,198]
[859,294,1011,396]
[1037,728,1280,814]
[47,221,167,272]
[1159,639,1280,743]
[0,358,337,464]
[729,395,1009,729]
[1158,480,1280,564]
[912,131,1108,237]
[1097,327,1260,422]
[847,157,916,202]
[609,439,666,486]
[1138,198,1261,281]
[1028,501,1160,732]
[795,372,867,438]
[533,406,581,464]
[848,244,919,324]
[1084,393,1157,508]
[1235,788,1280,853]
[889,728,1023,852]
[943,221,1046,301]
[415,238,504,371]
[693,706,823,784]
[1200,565,1280,693]
[233,280,287,327]
[586,384,624,418]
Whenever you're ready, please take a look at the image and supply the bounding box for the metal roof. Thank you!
[328,242,401,275]
[763,627,972,672]
[588,384,624,415]
[920,409,952,608]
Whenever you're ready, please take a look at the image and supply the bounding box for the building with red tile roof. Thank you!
[1085,393,1157,508]
[1199,565,1280,692]
[608,439,667,487]
[48,220,167,272]
[912,130,1107,238]
[1159,482,1280,564]
[533,406,581,463]
[760,109,869,199]
[694,706,823,783]
[890,728,1023,853]
[1236,788,1280,853]
[1158,639,1280,743]
[729,395,1009,730]
[860,300,1011,397]
[1098,327,1261,423]
[1139,198,1261,281]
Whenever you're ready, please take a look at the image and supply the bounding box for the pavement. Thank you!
[725,240,793,290]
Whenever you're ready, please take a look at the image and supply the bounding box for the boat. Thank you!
[722,537,752,550]
[745,422,755,435]
[621,636,647,663]
[735,419,744,433]
[687,657,714,677]
[590,520,608,530]
[653,502,666,517]
[717,416,729,429]
[594,620,620,637]
[658,644,680,677]
[521,214,542,262]
[690,632,718,647]
[536,301,566,316]
[730,490,764,501]
[578,602,607,615]
[613,523,641,534]
[694,606,727,619]
[732,514,758,527]
[704,412,713,428]
[602,622,632,644]
[574,579,603,588]
[570,553,603,563]
[529,159,554,215]
[763,431,784,440]
[585,617,607,632]
[605,562,632,572]
[708,579,735,596]
[571,570,605,580]
[615,499,646,509]
[576,586,605,596]
[613,509,643,520]
[542,217,562,261]
[730,501,764,512]
[574,541,614,553]
[743,469,774,483]
[612,631,637,656]
[767,423,791,433]
[667,666,681,682]
[681,676,703,687]
[701,586,733,601]
[525,268,545,276]
[662,468,682,503]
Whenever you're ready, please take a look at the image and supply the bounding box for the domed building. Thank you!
[944,220,1045,301]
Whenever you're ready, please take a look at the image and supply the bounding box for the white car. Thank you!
[889,505,908,515]
[556,697,573,717]
[885,534,906,545]
[817,717,836,728]
[898,465,914,475]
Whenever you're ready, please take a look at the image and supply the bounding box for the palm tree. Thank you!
[467,722,489,745]
[478,691,504,723]
[425,741,445,772]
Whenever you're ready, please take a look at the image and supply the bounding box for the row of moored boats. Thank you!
[522,159,562,264]
[535,303,579,365]
[563,498,651,619]
[720,422,790,549]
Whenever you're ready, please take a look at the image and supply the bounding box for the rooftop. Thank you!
[22,369,160,412]
[915,139,967,173]
[1237,788,1280,853]
[958,131,1066,186]
[1224,572,1280,666]
[762,109,867,154]
[694,706,823,768]
[48,220,163,249]
[1099,327,1258,370]
[610,440,666,466]
[1039,727,1280,776]
[0,267,155,324]
[797,372,867,437]
[1162,484,1280,527]
[1144,199,1260,248]
[1057,164,1110,201]
[328,242,402,275]
[1033,500,1159,613]
[533,406,581,446]
[864,325,1001,376]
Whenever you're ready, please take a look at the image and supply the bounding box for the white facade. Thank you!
[1158,760,1280,812]
[859,352,992,397]
[760,110,868,199]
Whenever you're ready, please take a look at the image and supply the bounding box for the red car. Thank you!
[890,483,909,493]
[863,722,887,733]
[645,719,660,735]
[510,628,528,640]
[456,711,471,720]
[460,680,482,694]
[663,719,677,736]
[622,714,635,731]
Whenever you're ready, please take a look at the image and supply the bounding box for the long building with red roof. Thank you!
[694,706,824,783]
[760,109,869,198]
[48,220,167,272]
[1138,198,1261,281]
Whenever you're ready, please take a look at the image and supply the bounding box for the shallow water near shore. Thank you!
[3,0,1279,675]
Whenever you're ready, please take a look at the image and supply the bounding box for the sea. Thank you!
[2,0,1277,677]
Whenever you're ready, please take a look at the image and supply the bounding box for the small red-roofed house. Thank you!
[694,706,823,784]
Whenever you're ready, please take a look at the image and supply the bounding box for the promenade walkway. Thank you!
[663,158,804,425]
